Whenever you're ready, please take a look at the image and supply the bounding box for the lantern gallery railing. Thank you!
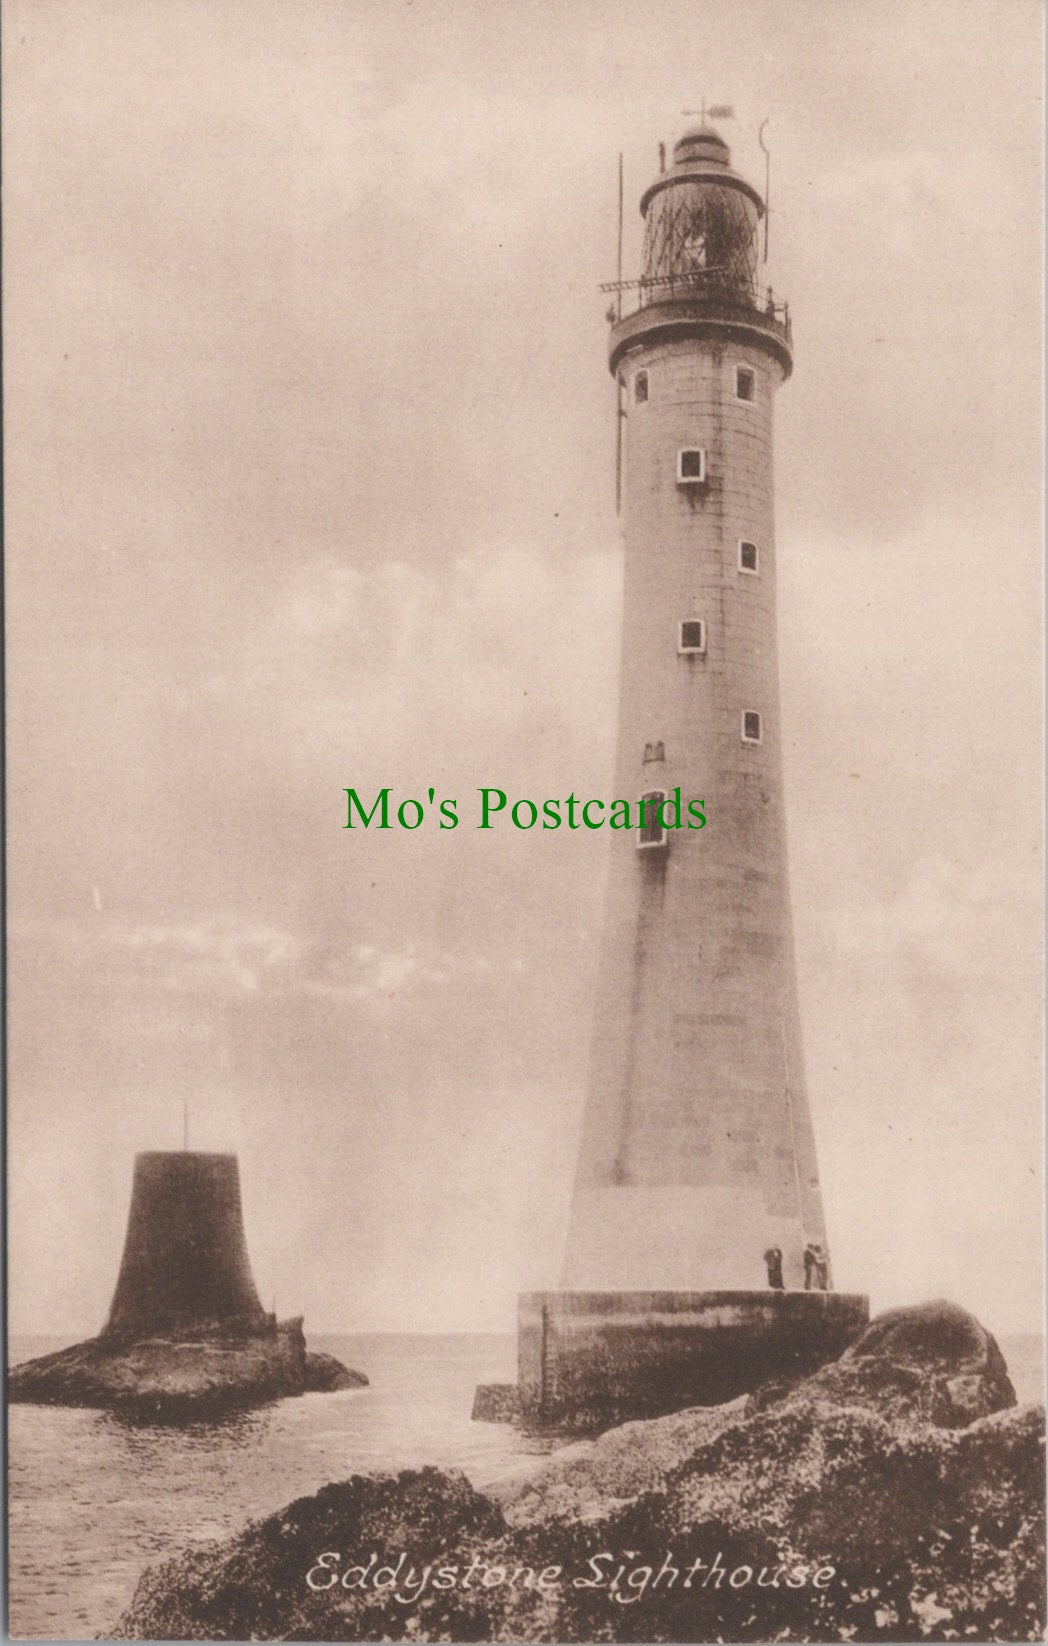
[601,269,791,336]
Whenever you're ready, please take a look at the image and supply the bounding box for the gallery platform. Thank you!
[474,1289,869,1431]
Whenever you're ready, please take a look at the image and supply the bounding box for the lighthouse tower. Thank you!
[562,122,822,1293]
[505,122,867,1430]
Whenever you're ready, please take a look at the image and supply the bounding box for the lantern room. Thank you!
[639,125,764,304]
[605,121,791,383]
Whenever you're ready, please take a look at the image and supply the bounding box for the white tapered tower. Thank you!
[562,123,826,1292]
[499,122,866,1431]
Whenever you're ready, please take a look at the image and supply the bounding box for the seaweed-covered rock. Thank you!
[748,1299,1017,1432]
[114,1468,507,1642]
[114,1302,1044,1642]
[493,1398,745,1528]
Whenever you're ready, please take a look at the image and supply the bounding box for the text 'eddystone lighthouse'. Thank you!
[561,120,827,1295]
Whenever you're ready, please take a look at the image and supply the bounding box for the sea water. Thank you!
[7,1330,1044,1641]
[7,1332,550,1640]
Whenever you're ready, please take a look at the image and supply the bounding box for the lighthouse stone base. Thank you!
[474,1290,869,1432]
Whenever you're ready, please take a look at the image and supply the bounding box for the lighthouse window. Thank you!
[739,540,759,574]
[634,370,649,404]
[678,620,706,654]
[735,365,756,402]
[742,711,763,744]
[676,448,707,485]
[637,788,668,850]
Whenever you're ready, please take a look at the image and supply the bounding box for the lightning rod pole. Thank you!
[616,151,623,318]
[759,120,771,263]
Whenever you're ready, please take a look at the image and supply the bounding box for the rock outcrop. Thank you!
[8,1318,367,1420]
[472,1382,522,1422]
[114,1301,1044,1641]
[747,1298,1018,1432]
[303,1349,368,1395]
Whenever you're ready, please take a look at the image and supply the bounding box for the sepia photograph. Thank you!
[4,0,1045,1640]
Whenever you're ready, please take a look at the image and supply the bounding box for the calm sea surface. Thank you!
[7,1330,1044,1642]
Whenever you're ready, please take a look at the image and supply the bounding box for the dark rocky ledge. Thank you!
[8,1317,367,1420]
[114,1301,1044,1642]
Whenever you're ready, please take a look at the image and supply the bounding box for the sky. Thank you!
[5,0,1043,1341]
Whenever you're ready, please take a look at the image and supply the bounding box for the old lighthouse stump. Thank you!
[9,1150,367,1418]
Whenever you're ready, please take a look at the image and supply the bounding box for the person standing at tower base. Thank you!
[804,1243,830,1290]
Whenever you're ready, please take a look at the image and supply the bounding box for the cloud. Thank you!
[15,911,530,1035]
[14,917,302,999]
[825,855,1009,972]
[194,543,621,795]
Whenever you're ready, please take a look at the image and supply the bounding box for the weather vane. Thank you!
[683,99,735,124]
